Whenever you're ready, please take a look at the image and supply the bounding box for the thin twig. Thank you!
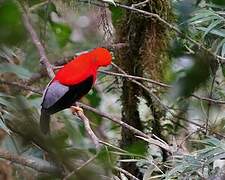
[29,1,49,12]
[63,154,98,180]
[72,107,101,149]
[76,155,98,171]
[99,70,170,88]
[100,69,225,104]
[99,140,127,153]
[77,103,172,152]
[111,63,169,112]
[109,63,225,139]
[77,103,149,139]
[100,69,225,105]
[132,0,150,8]
[191,94,225,104]
[179,129,201,148]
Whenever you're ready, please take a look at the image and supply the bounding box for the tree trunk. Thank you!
[113,0,172,178]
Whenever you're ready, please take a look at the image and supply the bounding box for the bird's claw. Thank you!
[71,106,83,115]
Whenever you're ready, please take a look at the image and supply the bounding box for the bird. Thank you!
[40,48,112,134]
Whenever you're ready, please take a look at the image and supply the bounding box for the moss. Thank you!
[113,0,173,177]
[140,0,173,80]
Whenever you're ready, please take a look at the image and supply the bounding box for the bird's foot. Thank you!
[71,106,83,115]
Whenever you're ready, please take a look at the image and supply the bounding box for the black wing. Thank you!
[41,76,94,114]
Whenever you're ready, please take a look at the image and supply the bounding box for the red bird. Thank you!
[40,48,112,134]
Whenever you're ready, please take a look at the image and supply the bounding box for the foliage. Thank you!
[165,137,225,179]
[0,0,26,45]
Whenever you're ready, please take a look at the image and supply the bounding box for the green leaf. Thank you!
[97,148,115,169]
[209,0,225,6]
[221,63,225,77]
[189,10,218,24]
[86,88,101,107]
[0,0,26,45]
[200,137,221,146]
[0,117,11,134]
[203,19,223,38]
[0,92,12,98]
[0,63,33,79]
[51,22,71,47]
[0,97,14,108]
[215,38,225,55]
[197,27,225,38]
[109,6,125,25]
[221,42,225,58]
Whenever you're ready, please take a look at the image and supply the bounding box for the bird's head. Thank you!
[91,48,112,67]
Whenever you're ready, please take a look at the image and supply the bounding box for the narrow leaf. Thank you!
[203,19,223,38]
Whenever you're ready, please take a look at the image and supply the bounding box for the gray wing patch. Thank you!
[41,81,69,109]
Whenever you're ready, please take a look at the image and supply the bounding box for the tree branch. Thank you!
[0,80,42,95]
[72,107,101,149]
[99,69,225,105]
[0,148,61,174]
[77,103,172,152]
[22,8,54,79]
[111,63,169,112]
[99,70,170,88]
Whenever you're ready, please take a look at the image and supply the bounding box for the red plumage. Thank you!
[40,48,112,134]
[54,53,97,85]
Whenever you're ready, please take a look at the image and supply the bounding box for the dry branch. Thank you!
[99,70,170,88]
[0,148,61,174]
[111,63,169,112]
[72,107,101,149]
[100,69,225,105]
[77,103,172,152]
[22,10,54,79]
[0,80,42,94]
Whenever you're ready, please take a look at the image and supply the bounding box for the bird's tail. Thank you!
[40,109,51,134]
